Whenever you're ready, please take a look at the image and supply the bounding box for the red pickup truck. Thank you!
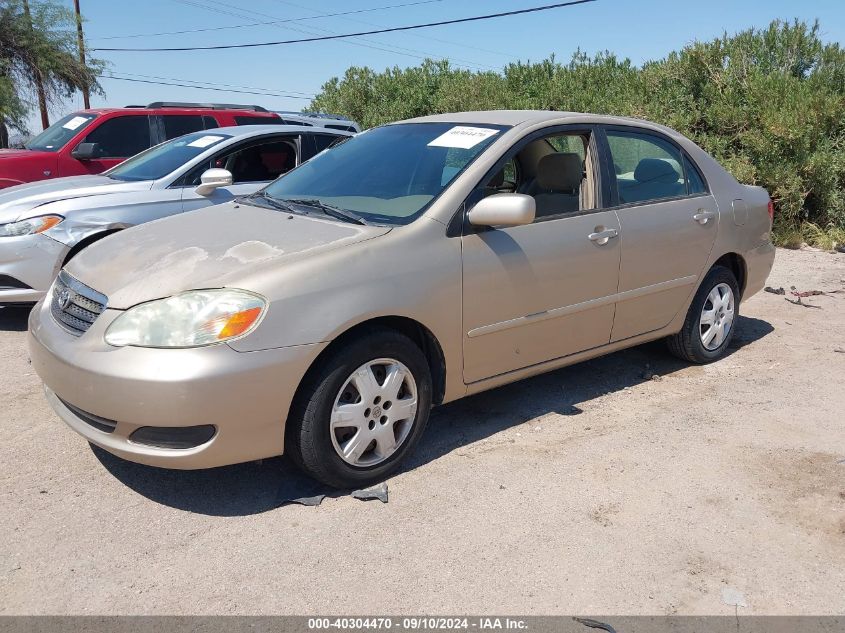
[0,102,283,189]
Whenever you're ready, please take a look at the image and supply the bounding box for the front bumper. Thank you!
[0,233,68,303]
[28,299,327,469]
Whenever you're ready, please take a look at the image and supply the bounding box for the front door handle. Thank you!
[693,210,716,225]
[588,227,618,245]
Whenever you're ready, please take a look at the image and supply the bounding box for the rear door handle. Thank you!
[588,228,618,245]
[693,210,716,225]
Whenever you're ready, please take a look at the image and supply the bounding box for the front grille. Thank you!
[50,270,107,336]
[59,397,117,433]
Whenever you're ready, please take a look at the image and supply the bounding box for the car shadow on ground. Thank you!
[0,306,32,331]
[92,315,774,516]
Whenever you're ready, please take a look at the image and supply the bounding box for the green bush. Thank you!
[310,19,845,248]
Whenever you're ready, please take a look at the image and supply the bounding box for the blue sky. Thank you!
[33,0,845,129]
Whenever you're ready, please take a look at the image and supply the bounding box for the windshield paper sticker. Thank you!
[427,126,499,149]
[187,135,225,148]
[62,116,89,131]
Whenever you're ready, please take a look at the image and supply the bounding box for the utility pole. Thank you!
[22,0,50,130]
[73,0,90,109]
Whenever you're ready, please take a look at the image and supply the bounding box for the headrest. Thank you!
[634,158,680,184]
[536,152,582,191]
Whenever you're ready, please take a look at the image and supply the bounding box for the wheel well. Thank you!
[712,252,747,298]
[299,317,447,406]
[62,229,121,267]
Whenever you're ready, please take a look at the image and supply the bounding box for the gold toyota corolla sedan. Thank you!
[28,111,775,488]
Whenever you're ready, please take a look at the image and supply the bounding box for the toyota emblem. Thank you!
[58,288,74,310]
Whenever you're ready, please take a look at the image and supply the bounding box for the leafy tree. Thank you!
[310,19,845,247]
[0,0,103,146]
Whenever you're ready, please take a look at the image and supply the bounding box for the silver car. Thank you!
[0,125,350,304]
[273,111,361,133]
[28,110,775,489]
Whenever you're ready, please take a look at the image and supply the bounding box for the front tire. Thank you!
[667,265,739,363]
[286,330,432,489]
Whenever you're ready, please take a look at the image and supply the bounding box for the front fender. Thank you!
[44,221,131,248]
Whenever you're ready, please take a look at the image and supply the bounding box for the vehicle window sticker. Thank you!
[188,135,225,148]
[62,116,89,130]
[427,126,500,149]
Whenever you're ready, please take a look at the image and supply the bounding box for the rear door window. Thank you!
[309,134,346,158]
[162,115,206,140]
[81,115,152,158]
[605,130,688,204]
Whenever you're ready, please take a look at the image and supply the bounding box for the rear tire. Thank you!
[667,265,739,364]
[286,330,432,489]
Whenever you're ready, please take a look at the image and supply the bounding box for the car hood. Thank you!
[0,148,51,159]
[66,202,392,309]
[0,175,152,223]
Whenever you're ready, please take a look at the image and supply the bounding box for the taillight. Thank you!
[767,200,774,223]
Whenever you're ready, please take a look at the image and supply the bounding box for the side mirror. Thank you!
[71,142,100,160]
[468,193,535,228]
[195,168,233,196]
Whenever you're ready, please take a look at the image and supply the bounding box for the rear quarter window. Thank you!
[235,116,285,126]
[684,156,708,194]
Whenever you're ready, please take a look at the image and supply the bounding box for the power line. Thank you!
[116,72,315,98]
[102,74,313,100]
[195,0,496,71]
[94,1,598,52]
[175,0,495,71]
[165,0,484,70]
[90,0,446,41]
[269,0,516,64]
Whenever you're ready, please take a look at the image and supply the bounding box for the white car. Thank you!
[0,125,350,304]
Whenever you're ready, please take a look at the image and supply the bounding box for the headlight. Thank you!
[0,215,63,237]
[104,289,266,348]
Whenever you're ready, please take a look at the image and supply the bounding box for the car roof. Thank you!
[74,107,279,116]
[207,124,355,138]
[399,110,684,139]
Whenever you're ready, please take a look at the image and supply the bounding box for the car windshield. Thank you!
[24,113,98,152]
[106,132,232,182]
[262,122,507,224]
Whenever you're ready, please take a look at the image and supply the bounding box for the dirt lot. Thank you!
[1,247,843,615]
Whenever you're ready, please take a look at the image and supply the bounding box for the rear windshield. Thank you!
[263,122,507,224]
[106,132,232,182]
[25,113,98,152]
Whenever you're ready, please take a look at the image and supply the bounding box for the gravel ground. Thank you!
[1,247,844,615]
